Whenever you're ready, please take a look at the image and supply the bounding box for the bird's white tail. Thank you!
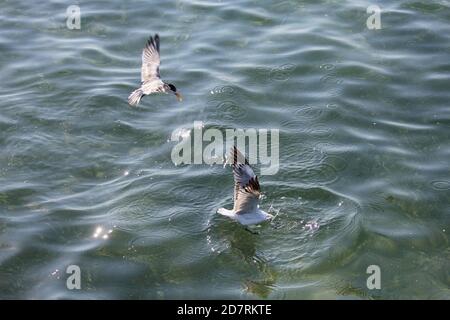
[128,88,143,106]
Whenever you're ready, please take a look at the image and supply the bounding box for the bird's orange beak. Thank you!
[175,92,183,102]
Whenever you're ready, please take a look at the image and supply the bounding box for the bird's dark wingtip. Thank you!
[146,36,153,47]
[230,146,249,166]
[154,34,160,52]
[146,34,160,52]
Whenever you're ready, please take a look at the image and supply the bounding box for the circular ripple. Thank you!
[279,119,305,131]
[319,63,336,71]
[269,64,296,81]
[215,100,247,121]
[282,143,327,170]
[305,163,339,185]
[326,103,339,109]
[313,142,342,155]
[173,33,191,44]
[210,85,235,95]
[263,188,361,271]
[327,86,344,98]
[206,98,221,107]
[320,74,344,85]
[294,105,324,121]
[431,180,450,190]
[302,124,333,139]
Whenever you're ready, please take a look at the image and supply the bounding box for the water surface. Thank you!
[0,0,449,299]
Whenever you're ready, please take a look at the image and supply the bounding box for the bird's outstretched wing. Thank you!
[141,34,161,82]
[230,146,261,214]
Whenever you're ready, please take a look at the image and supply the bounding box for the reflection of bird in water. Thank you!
[216,226,277,298]
[243,279,277,299]
[218,147,273,226]
[128,34,182,106]
[240,247,277,299]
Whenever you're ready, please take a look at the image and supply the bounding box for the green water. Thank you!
[0,0,449,299]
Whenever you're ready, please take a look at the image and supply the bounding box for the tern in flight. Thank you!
[128,34,182,106]
[218,147,273,226]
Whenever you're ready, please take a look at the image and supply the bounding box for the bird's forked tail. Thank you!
[128,88,144,106]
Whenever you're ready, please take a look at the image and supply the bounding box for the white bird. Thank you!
[217,147,273,226]
[128,34,182,106]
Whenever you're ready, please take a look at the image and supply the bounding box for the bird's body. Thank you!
[128,34,182,106]
[217,207,272,226]
[217,147,273,226]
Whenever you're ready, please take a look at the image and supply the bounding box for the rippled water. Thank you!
[0,0,449,299]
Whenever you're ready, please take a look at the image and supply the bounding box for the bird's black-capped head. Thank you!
[168,83,177,92]
[165,83,182,102]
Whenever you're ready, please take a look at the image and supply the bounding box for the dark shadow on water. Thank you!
[212,221,278,299]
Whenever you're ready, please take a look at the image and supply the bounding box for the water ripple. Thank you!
[0,0,449,299]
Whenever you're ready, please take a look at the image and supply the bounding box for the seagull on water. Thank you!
[217,147,274,226]
[128,34,182,106]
